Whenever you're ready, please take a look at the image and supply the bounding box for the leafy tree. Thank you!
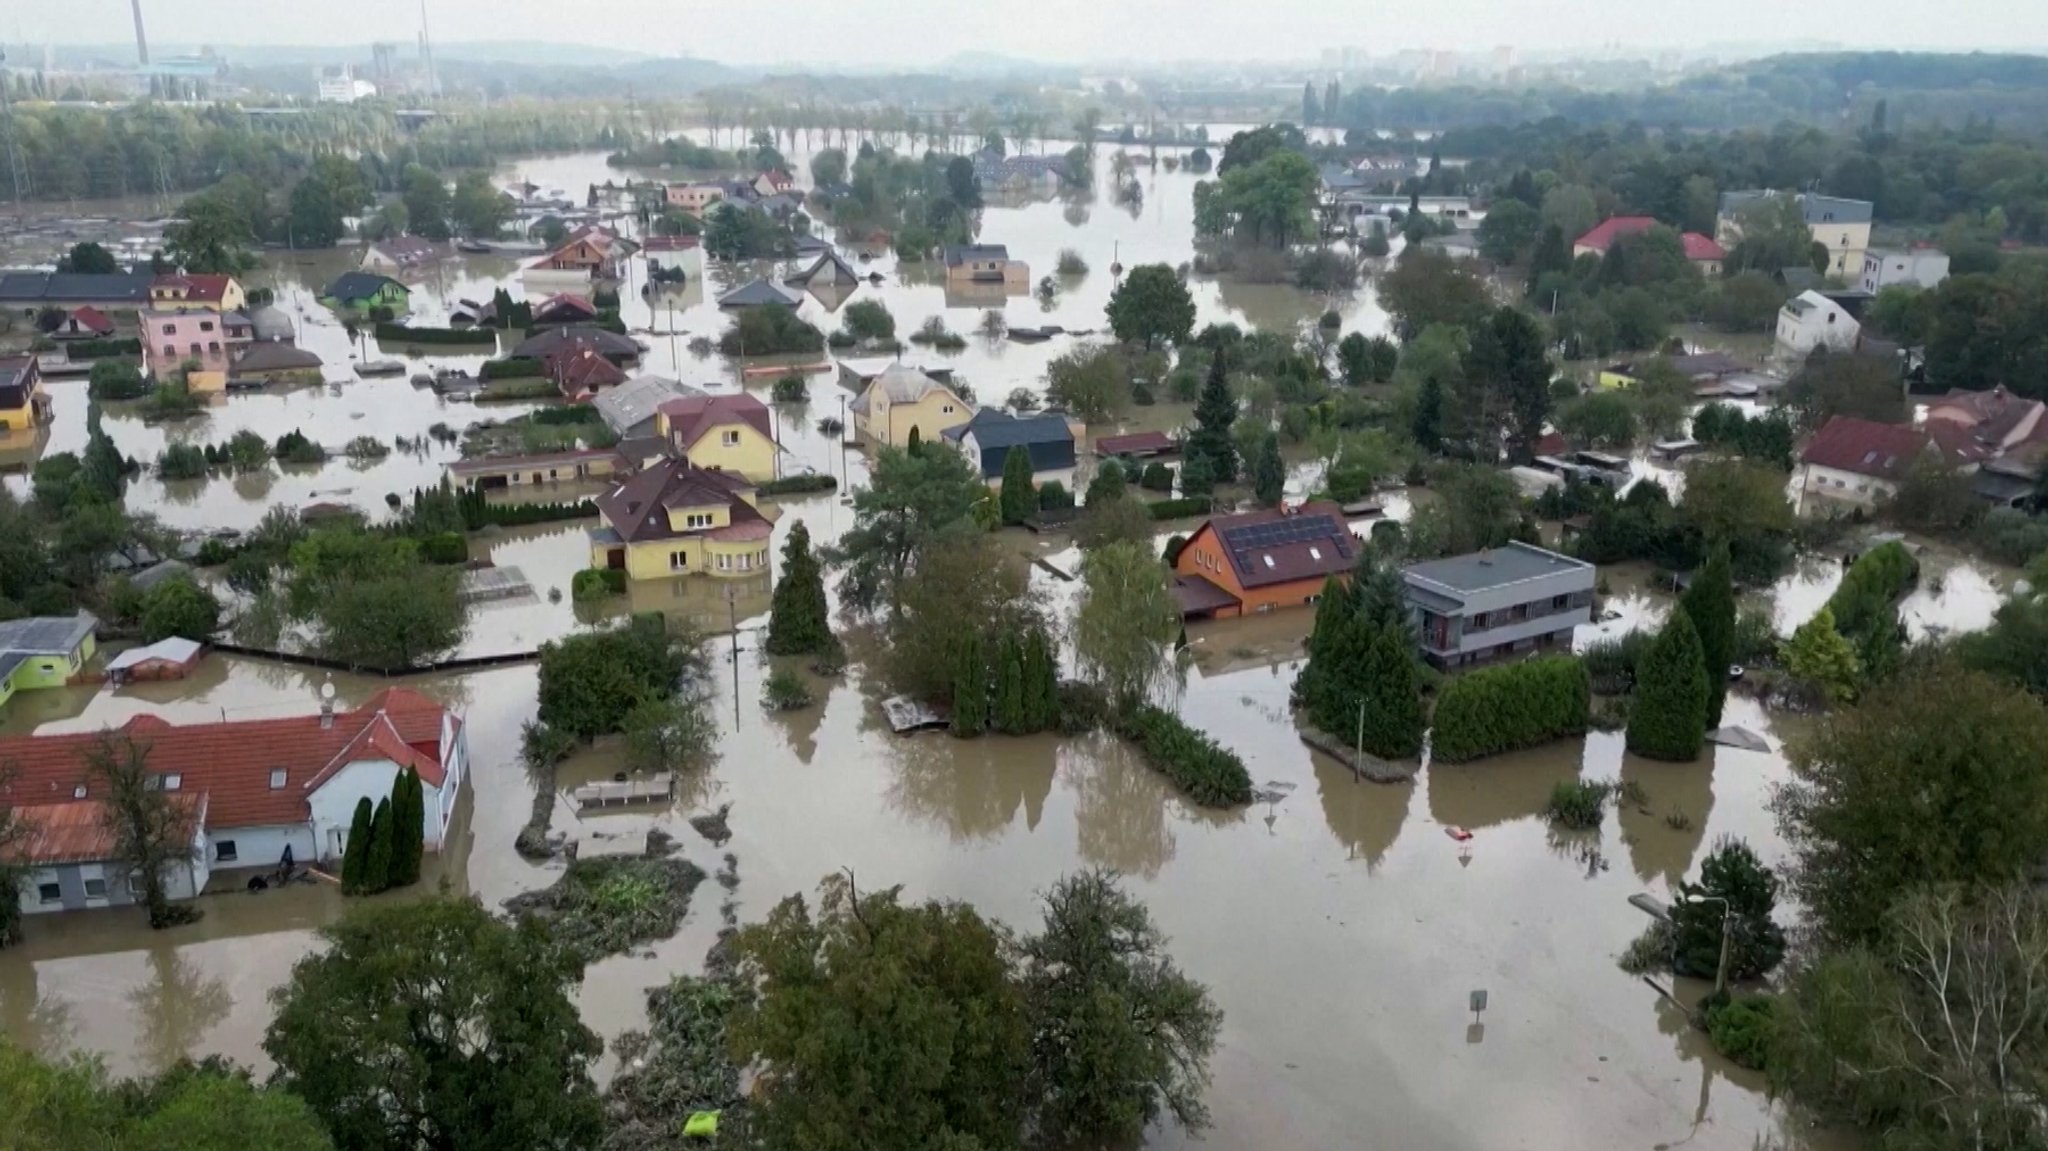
[1626,610,1710,761]
[1105,264,1196,351]
[537,613,696,741]
[164,191,257,273]
[838,299,896,343]
[834,445,987,615]
[1252,432,1286,506]
[87,359,149,401]
[85,735,199,929]
[340,797,372,894]
[296,563,464,670]
[719,304,824,356]
[1774,660,2048,946]
[1185,348,1239,485]
[1044,345,1130,424]
[1525,223,1572,293]
[57,241,119,274]
[400,164,453,240]
[448,170,512,239]
[1199,151,1320,247]
[810,146,848,187]
[890,534,1046,707]
[1476,198,1541,263]
[1074,540,1181,714]
[1539,184,1599,247]
[265,897,603,1151]
[1782,348,1907,430]
[1378,249,1494,340]
[1554,390,1636,449]
[286,155,370,248]
[1336,332,1371,385]
[729,875,1030,1151]
[766,521,831,655]
[1679,542,1736,727]
[1022,871,1223,1144]
[138,575,221,643]
[1463,306,1553,462]
[0,1046,333,1151]
[1780,605,1861,702]
[1960,580,2048,696]
[998,446,1037,525]
[1669,837,1786,982]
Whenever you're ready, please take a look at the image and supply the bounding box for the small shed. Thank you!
[106,637,204,684]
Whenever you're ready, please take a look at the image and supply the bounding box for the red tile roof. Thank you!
[1197,501,1356,589]
[658,393,773,449]
[552,347,629,398]
[152,273,237,304]
[1095,431,1177,457]
[1799,415,1930,480]
[595,457,764,544]
[1574,216,1724,261]
[67,305,115,334]
[0,688,454,833]
[534,293,598,322]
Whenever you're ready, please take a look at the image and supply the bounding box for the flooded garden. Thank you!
[0,133,2012,1150]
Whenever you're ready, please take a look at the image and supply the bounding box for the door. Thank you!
[606,548,626,571]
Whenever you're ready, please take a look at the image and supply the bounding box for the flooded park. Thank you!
[0,132,2016,1150]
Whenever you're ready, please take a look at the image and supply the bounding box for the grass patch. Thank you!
[503,852,707,965]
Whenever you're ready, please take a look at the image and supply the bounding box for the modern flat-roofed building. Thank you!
[1401,542,1595,670]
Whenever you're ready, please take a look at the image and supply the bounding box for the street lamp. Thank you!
[1686,894,1736,1000]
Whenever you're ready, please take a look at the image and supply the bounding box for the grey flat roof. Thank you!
[0,612,97,656]
[1402,542,1591,597]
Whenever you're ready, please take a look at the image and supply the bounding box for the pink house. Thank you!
[143,309,254,378]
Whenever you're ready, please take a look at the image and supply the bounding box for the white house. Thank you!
[1776,291,1861,357]
[1860,247,1951,294]
[316,66,378,104]
[0,688,466,917]
[641,235,705,282]
[1797,415,1932,507]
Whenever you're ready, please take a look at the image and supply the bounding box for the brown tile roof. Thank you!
[66,305,115,334]
[0,688,453,833]
[658,393,773,449]
[533,293,598,322]
[1201,501,1355,589]
[594,457,763,544]
[553,348,629,397]
[1172,573,1239,616]
[1095,431,1177,457]
[153,273,237,304]
[1800,415,1930,479]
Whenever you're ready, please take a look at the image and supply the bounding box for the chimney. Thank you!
[320,697,335,729]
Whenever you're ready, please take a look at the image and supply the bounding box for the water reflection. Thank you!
[130,948,232,1072]
[1312,751,1412,870]
[0,961,73,1059]
[886,730,1057,844]
[1067,736,1176,878]
[1616,752,1716,890]
[1426,746,1586,832]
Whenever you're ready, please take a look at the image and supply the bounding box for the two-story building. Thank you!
[149,273,246,313]
[665,182,729,215]
[0,355,53,434]
[1171,503,1356,619]
[1717,191,1875,279]
[1776,290,1862,357]
[0,687,467,918]
[141,308,254,379]
[1797,414,1932,507]
[588,457,776,581]
[850,364,974,449]
[1400,542,1595,670]
[1859,246,1950,294]
[658,393,779,482]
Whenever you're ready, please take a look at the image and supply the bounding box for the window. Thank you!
[1552,594,1568,610]
[83,877,107,898]
[269,769,287,789]
[206,341,219,352]
[161,344,174,357]
[684,512,713,529]
[1308,546,1322,560]
[721,430,740,446]
[942,405,955,414]
[670,550,687,570]
[215,840,237,863]
[127,871,147,896]
[199,320,214,332]
[37,882,60,904]
[72,784,86,799]
[716,553,731,571]
[147,773,181,791]
[160,323,174,335]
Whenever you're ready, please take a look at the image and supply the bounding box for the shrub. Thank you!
[87,360,149,400]
[479,358,545,380]
[1038,481,1075,511]
[907,315,966,351]
[418,532,469,565]
[1056,248,1089,275]
[1580,629,1652,693]
[1429,655,1591,762]
[838,300,895,342]
[344,436,390,461]
[453,487,597,530]
[1138,462,1176,492]
[762,667,815,711]
[1113,705,1254,807]
[719,305,825,357]
[1543,779,1612,830]
[66,336,143,359]
[274,429,329,465]
[571,567,627,602]
[1147,496,1212,520]
[155,442,209,480]
[756,473,838,497]
[1969,508,2048,567]
[1704,994,1776,1071]
[1824,540,1918,640]
[770,374,808,403]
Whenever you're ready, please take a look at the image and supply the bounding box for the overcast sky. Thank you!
[14,0,2048,66]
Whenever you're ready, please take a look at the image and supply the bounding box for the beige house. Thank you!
[942,244,1030,289]
[1716,191,1873,279]
[852,365,974,449]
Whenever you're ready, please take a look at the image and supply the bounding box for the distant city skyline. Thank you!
[10,0,2048,68]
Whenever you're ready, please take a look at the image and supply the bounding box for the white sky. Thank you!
[15,0,2048,66]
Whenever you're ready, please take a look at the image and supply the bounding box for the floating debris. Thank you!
[1704,726,1771,753]
[689,802,733,845]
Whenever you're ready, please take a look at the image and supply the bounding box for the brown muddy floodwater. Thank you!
[0,137,1986,1150]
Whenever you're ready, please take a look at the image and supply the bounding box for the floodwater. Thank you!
[0,138,1989,1151]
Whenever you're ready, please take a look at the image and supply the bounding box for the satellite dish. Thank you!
[319,677,337,702]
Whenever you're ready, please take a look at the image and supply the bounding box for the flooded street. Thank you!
[0,137,1967,1150]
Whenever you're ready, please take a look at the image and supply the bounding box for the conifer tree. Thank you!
[766,520,831,655]
[994,634,1028,733]
[390,769,425,887]
[362,797,395,894]
[340,797,373,895]
[1023,627,1060,732]
[1628,611,1711,761]
[999,446,1037,525]
[951,631,988,737]
[1185,347,1238,484]
[1680,541,1736,727]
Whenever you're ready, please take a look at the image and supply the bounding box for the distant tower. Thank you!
[132,0,151,66]
[418,0,437,98]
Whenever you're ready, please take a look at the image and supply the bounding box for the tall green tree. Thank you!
[1626,610,1710,761]
[56,241,119,274]
[992,633,1029,734]
[1074,539,1181,714]
[85,735,199,929]
[1669,837,1786,982]
[400,164,452,240]
[1781,605,1861,702]
[1526,224,1572,293]
[286,155,370,248]
[361,798,393,895]
[1679,541,1736,727]
[1252,431,1286,506]
[1463,306,1554,464]
[952,630,989,736]
[765,520,831,655]
[998,446,1037,525]
[390,769,424,887]
[834,445,986,616]
[1105,264,1197,351]
[1185,348,1239,485]
[340,797,372,894]
[1022,871,1223,1144]
[164,191,257,273]
[1411,374,1445,452]
[265,897,603,1151]
[0,1045,333,1151]
[447,170,512,239]
[729,876,1030,1151]
[1774,660,2048,946]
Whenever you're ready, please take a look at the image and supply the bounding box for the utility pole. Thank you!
[1352,697,1366,783]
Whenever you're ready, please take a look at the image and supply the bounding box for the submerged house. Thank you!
[942,244,1030,289]
[588,457,775,581]
[318,272,410,312]
[849,364,974,448]
[942,408,1078,483]
[1170,504,1355,620]
[0,613,98,711]
[0,355,53,433]
[1400,542,1596,671]
[0,688,467,916]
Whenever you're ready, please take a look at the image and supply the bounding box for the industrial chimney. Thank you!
[131,0,150,66]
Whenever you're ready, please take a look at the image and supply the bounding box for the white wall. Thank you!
[210,823,319,871]
[306,760,406,864]
[1800,462,1896,506]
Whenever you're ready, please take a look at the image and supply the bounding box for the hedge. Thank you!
[1824,540,1918,640]
[1429,655,1591,763]
[66,337,143,359]
[524,315,626,337]
[1148,496,1214,521]
[419,532,470,565]
[458,490,597,530]
[480,358,545,380]
[475,379,561,402]
[373,322,498,345]
[1114,705,1254,807]
[757,473,838,497]
[571,567,627,601]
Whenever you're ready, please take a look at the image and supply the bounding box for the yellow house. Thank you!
[853,364,974,449]
[656,393,779,483]
[1716,191,1874,279]
[0,613,98,712]
[149,273,247,313]
[588,458,776,581]
[0,355,53,433]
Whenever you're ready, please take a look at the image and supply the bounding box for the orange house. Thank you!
[1171,502,1357,619]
